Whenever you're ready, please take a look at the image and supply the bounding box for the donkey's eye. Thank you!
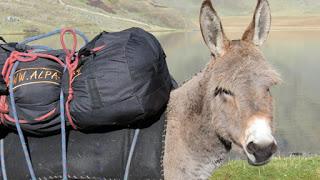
[222,89,233,96]
[214,87,234,97]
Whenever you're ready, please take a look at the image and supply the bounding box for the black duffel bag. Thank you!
[69,27,172,129]
[0,48,67,136]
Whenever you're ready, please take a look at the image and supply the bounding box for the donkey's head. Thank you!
[200,0,281,166]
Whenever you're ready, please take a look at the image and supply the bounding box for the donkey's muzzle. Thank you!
[246,141,277,166]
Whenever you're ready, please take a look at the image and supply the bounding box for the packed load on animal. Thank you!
[0,28,174,179]
[0,27,172,132]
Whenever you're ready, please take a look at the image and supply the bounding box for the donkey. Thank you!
[163,0,281,179]
[0,0,281,179]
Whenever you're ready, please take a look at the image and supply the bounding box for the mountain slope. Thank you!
[0,0,319,35]
[0,0,195,35]
[155,0,320,16]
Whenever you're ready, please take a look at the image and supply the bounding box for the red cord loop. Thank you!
[60,28,79,129]
[60,28,77,58]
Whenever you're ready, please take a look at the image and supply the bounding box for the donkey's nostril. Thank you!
[246,141,258,154]
[246,141,277,155]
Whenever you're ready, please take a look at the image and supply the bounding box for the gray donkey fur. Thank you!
[163,0,281,179]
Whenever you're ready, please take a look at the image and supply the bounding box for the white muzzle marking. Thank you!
[244,117,276,162]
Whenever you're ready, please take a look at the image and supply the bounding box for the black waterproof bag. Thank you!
[69,27,172,129]
[0,47,67,136]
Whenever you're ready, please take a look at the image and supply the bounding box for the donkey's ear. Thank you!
[242,0,271,46]
[200,0,229,58]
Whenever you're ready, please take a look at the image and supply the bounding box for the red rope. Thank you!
[3,108,57,124]
[60,28,79,129]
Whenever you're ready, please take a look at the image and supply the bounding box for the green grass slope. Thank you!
[212,156,320,180]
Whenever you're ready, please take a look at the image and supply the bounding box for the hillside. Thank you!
[0,0,196,35]
[0,0,319,35]
[156,0,320,16]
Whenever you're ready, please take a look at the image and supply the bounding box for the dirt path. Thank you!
[58,0,174,31]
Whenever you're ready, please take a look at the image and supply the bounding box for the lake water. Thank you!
[2,30,320,155]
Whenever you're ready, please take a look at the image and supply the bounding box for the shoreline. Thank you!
[1,26,320,37]
[1,15,320,36]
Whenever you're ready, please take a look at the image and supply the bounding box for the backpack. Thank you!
[68,27,173,129]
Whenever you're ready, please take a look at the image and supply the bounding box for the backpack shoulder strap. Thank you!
[0,43,30,53]
[0,37,7,44]
[78,32,107,57]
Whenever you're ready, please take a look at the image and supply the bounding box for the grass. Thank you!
[211,156,320,180]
